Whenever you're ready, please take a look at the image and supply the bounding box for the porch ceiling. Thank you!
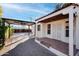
[38,14,69,23]
[2,18,35,25]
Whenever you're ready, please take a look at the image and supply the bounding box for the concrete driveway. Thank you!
[3,38,56,56]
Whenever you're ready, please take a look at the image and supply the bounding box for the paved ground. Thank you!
[3,38,56,56]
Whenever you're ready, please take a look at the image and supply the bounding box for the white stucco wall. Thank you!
[45,19,69,43]
[36,23,46,37]
[36,19,69,43]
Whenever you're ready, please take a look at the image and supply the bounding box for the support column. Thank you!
[69,12,74,56]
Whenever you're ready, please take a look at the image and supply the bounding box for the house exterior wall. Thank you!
[36,23,46,37]
[36,19,69,43]
[46,19,69,43]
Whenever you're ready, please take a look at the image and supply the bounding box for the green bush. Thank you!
[0,26,14,39]
[0,24,14,47]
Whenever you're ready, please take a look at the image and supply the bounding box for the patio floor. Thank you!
[36,37,78,55]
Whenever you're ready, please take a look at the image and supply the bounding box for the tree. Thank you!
[55,3,72,10]
[55,3,63,10]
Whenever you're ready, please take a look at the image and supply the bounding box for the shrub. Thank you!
[0,19,14,47]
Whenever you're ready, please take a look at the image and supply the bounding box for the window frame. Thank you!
[47,24,51,34]
[65,20,69,37]
[37,25,40,31]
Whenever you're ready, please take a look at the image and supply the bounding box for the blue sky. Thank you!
[0,3,57,21]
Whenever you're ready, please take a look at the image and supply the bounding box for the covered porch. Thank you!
[35,4,79,56]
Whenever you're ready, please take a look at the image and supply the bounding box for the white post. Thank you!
[69,12,74,56]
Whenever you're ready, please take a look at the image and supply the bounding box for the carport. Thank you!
[0,17,35,46]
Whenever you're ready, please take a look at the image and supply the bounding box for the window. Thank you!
[66,26,69,29]
[66,21,69,23]
[65,20,69,37]
[47,24,51,34]
[66,29,69,37]
[37,25,40,31]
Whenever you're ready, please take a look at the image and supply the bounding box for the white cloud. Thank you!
[0,4,21,9]
[0,3,47,14]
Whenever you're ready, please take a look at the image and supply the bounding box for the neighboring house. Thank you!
[34,4,79,56]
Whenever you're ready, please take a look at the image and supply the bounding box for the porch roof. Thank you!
[2,18,35,25]
[35,3,78,23]
[38,14,68,23]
